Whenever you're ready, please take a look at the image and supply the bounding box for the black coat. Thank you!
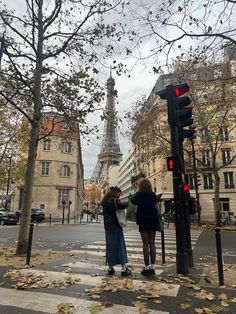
[130,191,159,231]
[102,197,128,227]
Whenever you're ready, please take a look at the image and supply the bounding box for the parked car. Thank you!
[0,210,18,225]
[15,208,45,223]
[31,208,45,222]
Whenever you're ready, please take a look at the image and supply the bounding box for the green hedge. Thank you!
[126,202,136,221]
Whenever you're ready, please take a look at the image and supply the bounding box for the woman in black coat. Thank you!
[130,178,159,276]
[101,186,131,276]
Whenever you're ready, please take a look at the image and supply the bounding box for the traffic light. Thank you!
[166,156,180,171]
[182,184,190,192]
[157,83,195,140]
[195,174,201,187]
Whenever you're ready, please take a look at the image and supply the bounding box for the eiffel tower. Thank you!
[91,73,122,185]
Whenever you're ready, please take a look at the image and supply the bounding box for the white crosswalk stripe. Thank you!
[0,227,201,314]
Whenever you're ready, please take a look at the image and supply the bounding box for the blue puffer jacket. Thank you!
[130,192,158,228]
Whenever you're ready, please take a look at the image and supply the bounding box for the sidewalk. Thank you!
[0,227,235,313]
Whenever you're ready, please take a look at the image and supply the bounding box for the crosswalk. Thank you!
[0,227,202,314]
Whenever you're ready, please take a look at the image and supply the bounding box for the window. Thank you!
[153,178,157,193]
[60,165,71,177]
[62,121,70,130]
[43,139,51,151]
[201,129,207,142]
[188,174,195,189]
[219,198,230,212]
[224,172,234,189]
[219,127,229,141]
[42,162,49,175]
[203,173,213,189]
[202,151,211,166]
[58,189,70,205]
[152,159,156,173]
[222,149,231,164]
[61,141,72,153]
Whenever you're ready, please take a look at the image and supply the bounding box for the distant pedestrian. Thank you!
[101,186,131,276]
[130,178,160,276]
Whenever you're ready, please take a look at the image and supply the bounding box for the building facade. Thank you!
[13,112,84,219]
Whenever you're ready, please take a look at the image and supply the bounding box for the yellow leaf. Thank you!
[221,301,229,307]
[218,293,228,300]
[231,297,236,302]
[194,308,203,313]
[179,303,191,309]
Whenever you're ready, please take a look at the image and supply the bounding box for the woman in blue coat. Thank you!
[130,178,159,276]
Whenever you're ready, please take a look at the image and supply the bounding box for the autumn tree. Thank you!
[84,183,101,212]
[0,0,128,255]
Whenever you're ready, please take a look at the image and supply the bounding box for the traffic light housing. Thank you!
[157,83,195,140]
[195,174,201,187]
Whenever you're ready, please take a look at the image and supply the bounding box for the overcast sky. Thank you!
[82,66,157,179]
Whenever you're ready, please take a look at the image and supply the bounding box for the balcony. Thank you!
[131,172,146,184]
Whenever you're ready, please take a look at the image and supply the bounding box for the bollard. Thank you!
[215,228,224,286]
[49,214,51,226]
[161,230,166,264]
[26,223,34,266]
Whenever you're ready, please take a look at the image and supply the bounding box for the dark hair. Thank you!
[110,186,121,193]
[138,178,153,193]
[100,190,112,206]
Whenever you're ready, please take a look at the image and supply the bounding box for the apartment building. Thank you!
[13,112,84,219]
[118,149,135,202]
[131,44,236,222]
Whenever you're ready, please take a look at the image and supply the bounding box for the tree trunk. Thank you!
[15,121,40,255]
[15,0,43,256]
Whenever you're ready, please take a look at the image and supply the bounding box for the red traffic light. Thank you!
[174,83,190,97]
[166,156,180,171]
[182,184,190,191]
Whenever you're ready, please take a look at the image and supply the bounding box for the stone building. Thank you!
[13,112,84,219]
[131,44,236,222]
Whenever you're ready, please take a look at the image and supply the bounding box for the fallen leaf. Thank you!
[221,301,229,307]
[87,303,102,314]
[218,293,228,301]
[179,303,191,309]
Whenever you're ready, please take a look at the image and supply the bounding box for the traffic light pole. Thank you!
[178,136,194,268]
[191,138,201,226]
[167,85,189,275]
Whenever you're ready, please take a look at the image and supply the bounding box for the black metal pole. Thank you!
[167,85,189,275]
[67,201,71,224]
[26,223,34,266]
[191,138,201,226]
[62,203,65,224]
[161,230,166,264]
[215,228,224,286]
[49,214,51,225]
[179,136,194,268]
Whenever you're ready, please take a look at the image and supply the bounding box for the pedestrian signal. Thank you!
[166,156,180,171]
